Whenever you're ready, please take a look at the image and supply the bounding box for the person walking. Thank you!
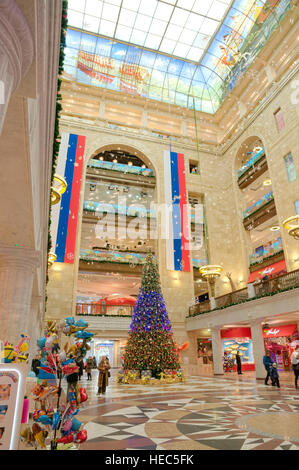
[86,357,93,381]
[291,346,299,389]
[76,355,84,381]
[97,356,111,395]
[66,364,79,403]
[263,350,274,385]
[270,363,280,388]
[236,351,242,375]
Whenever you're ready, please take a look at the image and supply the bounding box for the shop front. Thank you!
[90,339,115,367]
[221,328,255,372]
[197,337,213,365]
[263,324,299,371]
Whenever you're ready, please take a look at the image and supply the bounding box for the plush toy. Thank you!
[2,342,17,363]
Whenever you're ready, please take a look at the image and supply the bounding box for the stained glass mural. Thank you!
[64,0,292,113]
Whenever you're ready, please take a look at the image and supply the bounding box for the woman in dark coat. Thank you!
[236,351,242,375]
[97,356,111,394]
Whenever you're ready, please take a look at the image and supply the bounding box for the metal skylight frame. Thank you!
[67,0,233,64]
[64,0,291,114]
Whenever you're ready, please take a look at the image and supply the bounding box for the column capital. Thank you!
[0,245,41,270]
[0,0,34,91]
[249,318,264,328]
[210,325,221,331]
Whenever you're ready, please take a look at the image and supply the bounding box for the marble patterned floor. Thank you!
[77,370,299,451]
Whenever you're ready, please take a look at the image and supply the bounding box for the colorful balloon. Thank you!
[71,417,82,432]
[62,418,72,433]
[58,433,74,444]
[79,388,88,403]
[74,429,87,443]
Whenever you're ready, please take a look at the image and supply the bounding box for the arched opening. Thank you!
[75,144,157,368]
[235,136,285,285]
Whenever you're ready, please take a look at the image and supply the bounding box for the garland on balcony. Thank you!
[79,257,143,266]
[76,314,132,318]
[249,250,284,268]
[243,196,274,221]
[237,152,265,180]
[46,0,68,296]
[187,283,299,318]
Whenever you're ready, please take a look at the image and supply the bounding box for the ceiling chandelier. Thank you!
[51,174,67,205]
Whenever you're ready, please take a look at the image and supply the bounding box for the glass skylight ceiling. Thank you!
[64,0,291,114]
[67,0,233,62]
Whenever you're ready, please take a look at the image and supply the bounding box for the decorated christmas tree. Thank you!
[123,252,180,375]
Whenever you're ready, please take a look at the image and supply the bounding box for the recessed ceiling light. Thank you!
[270,225,280,231]
[113,159,118,163]
[128,161,133,166]
[263,178,271,186]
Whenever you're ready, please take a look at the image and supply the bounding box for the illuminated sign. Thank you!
[0,364,27,450]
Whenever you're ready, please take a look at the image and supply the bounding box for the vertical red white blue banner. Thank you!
[164,151,190,272]
[51,132,86,263]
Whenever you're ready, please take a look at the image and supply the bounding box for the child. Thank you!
[270,363,280,388]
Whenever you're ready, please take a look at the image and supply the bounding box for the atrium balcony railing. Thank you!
[237,147,265,179]
[249,240,283,266]
[80,249,147,265]
[243,191,274,219]
[188,269,299,317]
[80,250,208,269]
[83,200,156,218]
[76,303,133,316]
[213,287,249,309]
[87,158,154,178]
[188,300,211,316]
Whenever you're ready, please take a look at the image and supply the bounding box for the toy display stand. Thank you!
[0,363,28,450]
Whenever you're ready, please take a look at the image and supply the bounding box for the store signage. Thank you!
[247,260,286,283]
[264,328,280,336]
[263,324,297,338]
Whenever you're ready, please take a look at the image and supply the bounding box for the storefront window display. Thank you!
[197,338,213,365]
[263,324,298,371]
[221,328,255,372]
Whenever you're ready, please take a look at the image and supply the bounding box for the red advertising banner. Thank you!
[263,324,297,338]
[247,260,286,283]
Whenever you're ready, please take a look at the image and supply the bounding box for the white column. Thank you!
[0,246,40,346]
[247,283,256,299]
[211,327,224,375]
[28,295,43,361]
[250,320,266,380]
[0,0,34,133]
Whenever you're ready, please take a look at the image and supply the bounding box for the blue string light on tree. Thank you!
[123,252,180,376]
